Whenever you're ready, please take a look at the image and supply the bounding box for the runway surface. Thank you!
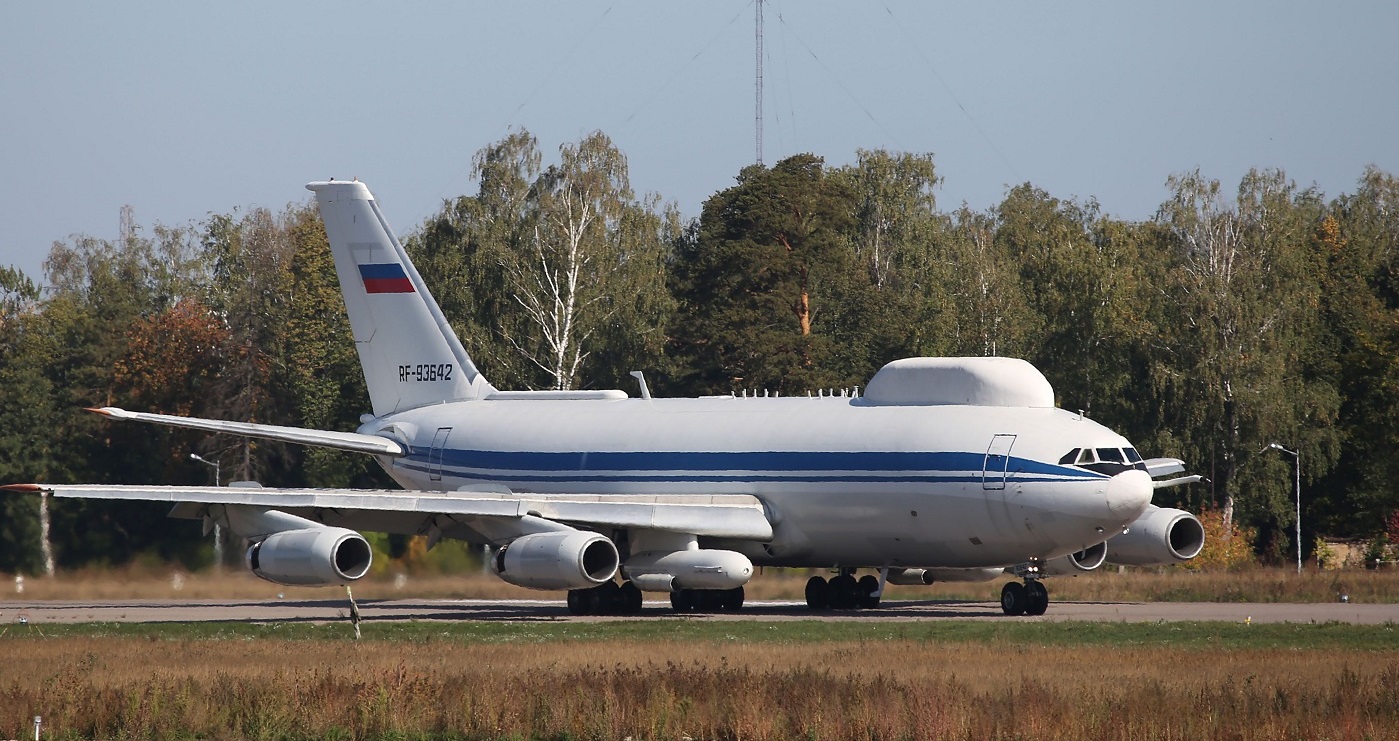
[2,598,1395,625]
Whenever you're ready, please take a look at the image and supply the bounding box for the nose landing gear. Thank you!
[1000,579,1049,616]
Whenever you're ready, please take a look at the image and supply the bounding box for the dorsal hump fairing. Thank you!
[862,357,1055,407]
[306,181,495,416]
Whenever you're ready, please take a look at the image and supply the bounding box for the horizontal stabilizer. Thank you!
[1143,457,1186,478]
[86,407,404,457]
[1153,475,1205,490]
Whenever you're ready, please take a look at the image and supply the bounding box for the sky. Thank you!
[2,2,1396,283]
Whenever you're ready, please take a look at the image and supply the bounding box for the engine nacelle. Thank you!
[1105,505,1205,566]
[491,530,619,590]
[1039,540,1109,576]
[245,527,373,586]
[622,548,754,591]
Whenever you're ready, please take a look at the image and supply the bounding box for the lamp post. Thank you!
[1268,443,1301,574]
[189,453,220,486]
[189,453,223,567]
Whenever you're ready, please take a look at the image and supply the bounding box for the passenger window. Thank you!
[1059,448,1081,465]
[1076,449,1096,465]
[1096,448,1125,463]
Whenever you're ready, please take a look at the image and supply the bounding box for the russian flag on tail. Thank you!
[358,263,415,294]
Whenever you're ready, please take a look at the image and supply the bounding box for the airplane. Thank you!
[3,179,1205,618]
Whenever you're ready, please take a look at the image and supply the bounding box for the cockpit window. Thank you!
[1064,446,1145,475]
[1096,448,1125,463]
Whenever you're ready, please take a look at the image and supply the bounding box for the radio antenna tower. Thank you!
[755,0,764,165]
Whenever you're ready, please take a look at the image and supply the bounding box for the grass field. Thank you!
[4,567,1397,739]
[4,563,1398,604]
[1,621,1396,740]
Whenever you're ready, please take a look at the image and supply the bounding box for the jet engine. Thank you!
[1105,505,1205,566]
[1039,540,1108,576]
[245,527,373,586]
[491,530,620,590]
[622,548,753,592]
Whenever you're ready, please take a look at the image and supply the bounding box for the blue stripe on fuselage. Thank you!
[400,448,1106,483]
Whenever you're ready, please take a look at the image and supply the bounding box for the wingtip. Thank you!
[85,406,132,418]
[0,483,47,493]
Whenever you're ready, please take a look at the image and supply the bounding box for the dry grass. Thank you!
[3,564,1398,604]
[0,633,1395,740]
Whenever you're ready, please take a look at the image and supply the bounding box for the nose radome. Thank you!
[1105,469,1153,522]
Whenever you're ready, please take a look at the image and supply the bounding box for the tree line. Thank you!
[2,128,1396,573]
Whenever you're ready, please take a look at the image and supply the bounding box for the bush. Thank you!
[1184,508,1259,570]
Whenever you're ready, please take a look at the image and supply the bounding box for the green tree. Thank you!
[1152,169,1338,553]
[29,216,212,568]
[670,154,872,394]
[506,131,669,389]
[1313,167,1399,535]
[409,130,673,391]
[410,130,543,388]
[279,203,383,488]
[993,186,1156,430]
[201,207,296,483]
[935,205,1040,359]
[829,150,947,363]
[0,266,50,572]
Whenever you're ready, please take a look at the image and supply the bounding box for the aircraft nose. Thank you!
[1104,469,1153,522]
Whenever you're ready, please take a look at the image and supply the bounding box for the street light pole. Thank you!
[1268,443,1301,574]
[189,453,220,486]
[189,453,223,567]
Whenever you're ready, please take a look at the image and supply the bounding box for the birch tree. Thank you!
[411,131,671,391]
[503,133,625,389]
[938,205,1039,359]
[500,131,669,390]
[834,149,940,292]
[1153,169,1337,545]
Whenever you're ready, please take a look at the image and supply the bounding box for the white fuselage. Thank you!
[365,395,1147,570]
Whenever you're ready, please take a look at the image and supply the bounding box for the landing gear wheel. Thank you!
[857,574,881,609]
[597,580,622,614]
[699,589,726,612]
[830,574,859,610]
[1025,580,1049,616]
[805,576,830,610]
[670,588,696,613]
[720,586,745,611]
[566,588,589,616]
[620,581,643,614]
[1000,581,1028,616]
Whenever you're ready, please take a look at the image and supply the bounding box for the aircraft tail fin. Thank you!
[306,180,493,417]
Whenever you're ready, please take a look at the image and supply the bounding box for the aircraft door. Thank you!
[982,434,1016,490]
[429,427,452,482]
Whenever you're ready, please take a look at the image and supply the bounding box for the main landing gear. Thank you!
[804,569,881,610]
[566,580,645,616]
[669,586,745,613]
[1000,579,1049,616]
[566,581,746,615]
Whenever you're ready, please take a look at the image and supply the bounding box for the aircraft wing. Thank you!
[86,407,405,457]
[1,484,774,542]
